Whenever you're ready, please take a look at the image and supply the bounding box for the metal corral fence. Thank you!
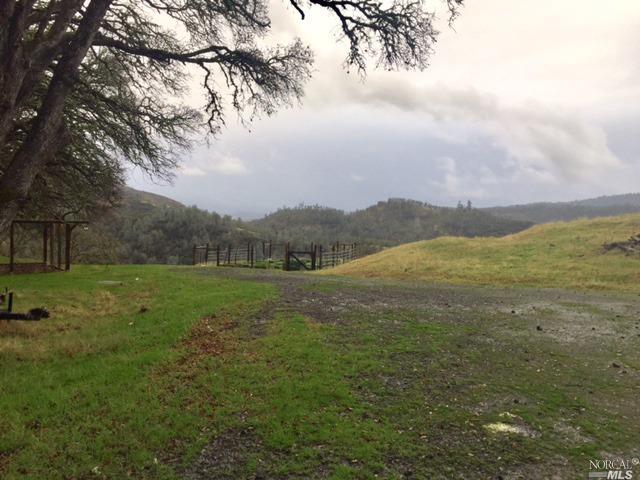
[192,241,358,271]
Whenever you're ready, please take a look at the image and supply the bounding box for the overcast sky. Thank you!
[128,0,640,219]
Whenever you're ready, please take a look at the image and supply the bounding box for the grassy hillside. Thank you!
[327,213,640,293]
[122,186,185,210]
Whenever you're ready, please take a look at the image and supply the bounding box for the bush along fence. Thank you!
[192,241,358,271]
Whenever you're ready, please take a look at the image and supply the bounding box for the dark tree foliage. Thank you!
[69,189,260,264]
[252,198,532,253]
[0,0,463,231]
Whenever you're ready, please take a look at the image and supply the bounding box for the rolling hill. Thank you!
[483,193,640,224]
[121,186,185,211]
[326,213,640,293]
[251,199,533,251]
[67,188,640,265]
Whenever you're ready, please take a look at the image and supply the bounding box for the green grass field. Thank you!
[1,218,639,478]
[327,214,640,292]
[0,265,274,479]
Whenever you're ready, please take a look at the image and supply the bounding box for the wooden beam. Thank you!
[12,220,89,225]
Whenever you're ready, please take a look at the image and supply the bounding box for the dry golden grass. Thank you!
[326,213,640,293]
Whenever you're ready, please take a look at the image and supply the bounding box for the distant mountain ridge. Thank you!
[569,193,640,208]
[100,188,640,264]
[482,193,640,224]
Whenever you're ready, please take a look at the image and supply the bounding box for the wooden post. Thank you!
[204,243,210,265]
[227,244,231,265]
[311,244,317,270]
[192,245,197,265]
[318,245,323,270]
[9,222,14,273]
[250,245,255,268]
[43,224,48,264]
[246,242,250,265]
[56,223,62,269]
[216,245,220,266]
[49,224,54,266]
[64,223,72,270]
[284,242,290,271]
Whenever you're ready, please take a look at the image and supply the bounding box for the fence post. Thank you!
[284,242,290,271]
[49,224,54,266]
[9,222,14,273]
[246,242,250,265]
[311,243,317,270]
[250,245,255,268]
[204,243,210,265]
[57,223,62,269]
[192,245,197,265]
[216,245,220,266]
[64,224,72,271]
[43,224,48,264]
[227,244,231,265]
[318,245,323,270]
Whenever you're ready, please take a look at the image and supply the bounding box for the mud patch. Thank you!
[501,456,572,480]
[553,421,592,444]
[182,429,263,480]
[182,314,237,359]
[499,301,632,344]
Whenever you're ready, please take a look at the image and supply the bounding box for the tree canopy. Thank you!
[0,0,463,231]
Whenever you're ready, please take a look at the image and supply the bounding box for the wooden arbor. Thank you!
[8,220,89,273]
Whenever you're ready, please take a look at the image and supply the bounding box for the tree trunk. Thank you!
[0,0,33,147]
[0,0,112,232]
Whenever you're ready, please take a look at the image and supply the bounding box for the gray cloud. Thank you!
[129,1,640,217]
[309,78,620,182]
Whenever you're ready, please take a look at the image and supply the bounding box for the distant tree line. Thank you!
[8,190,639,266]
[250,198,532,254]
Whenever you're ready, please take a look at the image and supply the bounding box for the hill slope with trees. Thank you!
[250,199,533,252]
[71,192,532,264]
[483,193,640,223]
[73,188,260,264]
[20,189,637,266]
